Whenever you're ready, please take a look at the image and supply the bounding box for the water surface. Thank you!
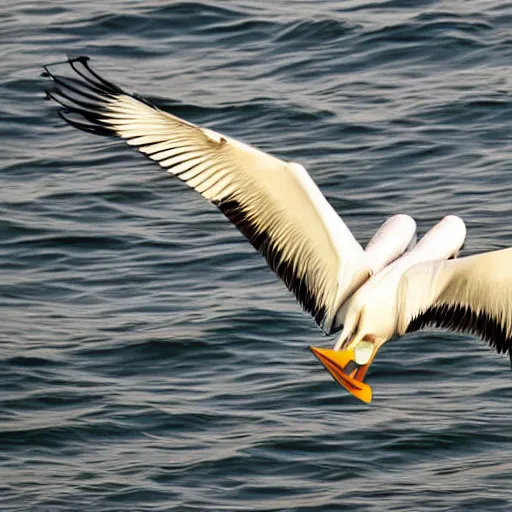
[2,1,512,510]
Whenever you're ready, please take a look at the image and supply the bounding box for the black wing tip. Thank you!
[57,110,115,137]
[43,55,90,68]
[407,303,512,359]
[70,55,90,64]
[43,56,158,138]
[43,55,124,137]
[42,55,90,75]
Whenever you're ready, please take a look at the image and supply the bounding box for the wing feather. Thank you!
[397,248,512,356]
[44,57,371,333]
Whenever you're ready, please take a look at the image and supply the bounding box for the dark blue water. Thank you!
[2,1,512,510]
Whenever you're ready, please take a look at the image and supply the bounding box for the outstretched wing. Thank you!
[397,248,512,357]
[44,57,371,333]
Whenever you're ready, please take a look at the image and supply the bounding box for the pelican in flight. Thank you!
[43,57,512,402]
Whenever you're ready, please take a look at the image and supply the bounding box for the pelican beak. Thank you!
[309,345,376,403]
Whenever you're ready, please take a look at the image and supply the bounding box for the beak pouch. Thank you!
[310,346,373,403]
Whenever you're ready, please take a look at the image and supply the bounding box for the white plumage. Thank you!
[398,248,512,354]
[44,57,512,401]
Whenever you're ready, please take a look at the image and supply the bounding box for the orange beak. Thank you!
[309,346,375,403]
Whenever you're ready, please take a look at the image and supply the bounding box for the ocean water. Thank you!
[2,1,512,510]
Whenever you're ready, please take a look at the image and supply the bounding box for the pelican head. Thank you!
[310,275,398,403]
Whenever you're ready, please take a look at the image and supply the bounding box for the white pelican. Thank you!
[44,57,512,403]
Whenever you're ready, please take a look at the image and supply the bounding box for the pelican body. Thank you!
[44,57,512,403]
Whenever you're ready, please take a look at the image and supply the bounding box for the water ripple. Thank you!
[2,0,512,510]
